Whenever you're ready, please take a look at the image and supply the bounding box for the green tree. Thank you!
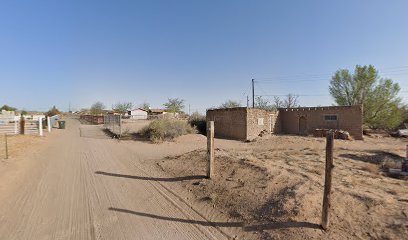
[46,106,61,116]
[219,100,240,108]
[139,101,150,110]
[163,98,185,113]
[329,65,403,129]
[90,101,106,115]
[112,102,133,114]
[0,105,17,111]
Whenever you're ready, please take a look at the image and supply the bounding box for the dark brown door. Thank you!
[299,116,307,135]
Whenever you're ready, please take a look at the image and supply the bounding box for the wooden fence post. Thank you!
[321,131,334,230]
[207,121,215,179]
[14,121,18,134]
[4,134,8,159]
[20,117,25,135]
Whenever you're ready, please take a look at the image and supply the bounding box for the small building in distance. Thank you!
[127,108,148,120]
[206,105,363,141]
[148,109,167,116]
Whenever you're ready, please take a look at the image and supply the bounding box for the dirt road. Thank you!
[0,118,243,240]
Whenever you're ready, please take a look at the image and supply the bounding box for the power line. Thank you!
[238,82,252,106]
[254,65,408,83]
[256,94,331,97]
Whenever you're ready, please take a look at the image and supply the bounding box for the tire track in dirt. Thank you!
[0,118,236,239]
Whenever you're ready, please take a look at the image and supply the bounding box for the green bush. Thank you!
[140,118,196,142]
[188,112,206,135]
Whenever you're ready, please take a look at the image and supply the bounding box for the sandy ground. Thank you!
[158,134,408,240]
[1,118,407,240]
[120,120,151,135]
[0,118,250,240]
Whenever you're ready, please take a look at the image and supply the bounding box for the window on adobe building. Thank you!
[324,115,338,121]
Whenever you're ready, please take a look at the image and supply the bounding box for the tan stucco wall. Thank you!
[278,105,363,140]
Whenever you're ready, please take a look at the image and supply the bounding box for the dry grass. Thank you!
[157,134,408,239]
[139,118,196,142]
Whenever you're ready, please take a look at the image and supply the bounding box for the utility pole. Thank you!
[252,79,255,108]
[189,104,191,116]
[247,96,249,108]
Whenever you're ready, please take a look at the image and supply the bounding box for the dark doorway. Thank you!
[299,116,307,135]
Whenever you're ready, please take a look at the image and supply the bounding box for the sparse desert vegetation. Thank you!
[139,118,196,142]
[157,134,408,239]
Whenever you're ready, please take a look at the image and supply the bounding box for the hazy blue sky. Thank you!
[1,0,408,113]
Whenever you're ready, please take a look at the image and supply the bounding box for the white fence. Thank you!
[24,120,40,135]
[0,118,45,136]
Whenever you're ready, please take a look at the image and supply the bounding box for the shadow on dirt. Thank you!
[95,171,206,182]
[339,150,404,165]
[108,207,321,231]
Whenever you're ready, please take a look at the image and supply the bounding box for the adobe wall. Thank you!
[246,109,279,140]
[278,105,363,140]
[206,108,247,140]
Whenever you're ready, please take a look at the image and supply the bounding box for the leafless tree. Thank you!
[273,96,283,109]
[282,94,299,108]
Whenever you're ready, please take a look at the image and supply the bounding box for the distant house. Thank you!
[128,108,148,120]
[148,109,167,116]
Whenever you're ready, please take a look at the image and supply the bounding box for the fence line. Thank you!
[0,121,19,135]
[103,115,122,137]
[0,119,43,136]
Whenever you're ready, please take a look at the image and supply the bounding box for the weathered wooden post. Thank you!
[4,134,8,159]
[321,131,334,230]
[20,116,25,135]
[47,116,51,132]
[207,121,215,179]
[38,117,43,136]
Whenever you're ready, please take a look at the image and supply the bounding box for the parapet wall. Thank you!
[278,105,363,140]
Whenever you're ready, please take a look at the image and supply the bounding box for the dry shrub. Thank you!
[381,159,402,170]
[188,112,206,135]
[361,163,379,174]
[139,118,196,142]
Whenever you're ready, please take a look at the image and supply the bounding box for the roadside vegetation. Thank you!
[46,106,61,116]
[139,118,196,142]
[188,112,206,135]
[90,101,106,115]
[0,105,17,111]
[330,65,406,129]
[163,98,185,113]
[112,102,133,115]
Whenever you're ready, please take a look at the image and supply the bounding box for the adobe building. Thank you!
[206,105,363,141]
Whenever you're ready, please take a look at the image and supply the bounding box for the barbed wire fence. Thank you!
[103,115,122,138]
